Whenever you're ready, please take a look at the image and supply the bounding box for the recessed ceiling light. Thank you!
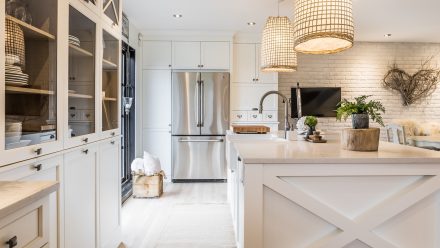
[173,14,183,18]
[384,33,392,37]
[247,22,256,26]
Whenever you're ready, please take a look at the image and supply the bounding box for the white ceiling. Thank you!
[123,0,440,42]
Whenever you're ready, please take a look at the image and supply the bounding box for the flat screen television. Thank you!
[291,87,341,118]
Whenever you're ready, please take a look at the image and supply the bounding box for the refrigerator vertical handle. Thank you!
[200,80,205,127]
[196,73,202,128]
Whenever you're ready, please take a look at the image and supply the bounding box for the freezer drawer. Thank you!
[172,136,226,180]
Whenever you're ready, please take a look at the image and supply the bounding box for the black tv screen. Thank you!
[291,87,341,118]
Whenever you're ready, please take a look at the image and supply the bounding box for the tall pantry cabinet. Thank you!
[1,0,123,247]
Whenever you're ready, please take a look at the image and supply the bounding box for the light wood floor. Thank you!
[121,183,236,248]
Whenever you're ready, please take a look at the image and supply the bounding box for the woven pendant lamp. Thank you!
[261,16,297,72]
[293,0,354,54]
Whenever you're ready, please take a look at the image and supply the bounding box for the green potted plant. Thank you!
[304,116,318,136]
[336,95,385,129]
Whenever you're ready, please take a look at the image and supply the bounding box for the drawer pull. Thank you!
[252,115,258,118]
[268,115,273,118]
[111,132,116,136]
[6,236,17,248]
[82,137,89,143]
[237,115,242,118]
[110,141,115,145]
[33,164,42,171]
[34,148,42,155]
[82,149,89,154]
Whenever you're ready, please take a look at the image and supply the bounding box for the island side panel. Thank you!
[241,162,440,248]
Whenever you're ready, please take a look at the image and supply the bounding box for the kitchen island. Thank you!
[227,138,440,248]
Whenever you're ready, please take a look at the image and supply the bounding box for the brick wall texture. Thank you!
[278,42,440,138]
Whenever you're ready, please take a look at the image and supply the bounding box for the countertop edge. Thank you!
[0,181,59,219]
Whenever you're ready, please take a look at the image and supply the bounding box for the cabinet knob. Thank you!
[111,132,116,137]
[6,236,17,248]
[168,64,172,68]
[252,115,258,118]
[110,141,115,145]
[82,149,89,154]
[82,137,89,143]
[33,164,42,171]
[201,64,204,68]
[34,148,42,155]
[237,115,242,118]
[268,115,273,118]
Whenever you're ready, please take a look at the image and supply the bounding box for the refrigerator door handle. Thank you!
[178,138,224,143]
[200,80,205,127]
[195,79,201,127]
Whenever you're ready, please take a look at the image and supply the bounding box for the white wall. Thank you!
[279,42,440,136]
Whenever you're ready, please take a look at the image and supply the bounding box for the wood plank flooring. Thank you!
[121,183,236,248]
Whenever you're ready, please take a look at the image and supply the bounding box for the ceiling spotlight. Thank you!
[173,14,183,18]
[384,34,392,37]
[247,22,256,26]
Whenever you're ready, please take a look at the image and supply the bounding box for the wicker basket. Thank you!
[132,171,165,198]
[5,19,25,69]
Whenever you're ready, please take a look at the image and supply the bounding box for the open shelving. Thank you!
[69,44,94,57]
[103,59,118,70]
[6,86,55,95]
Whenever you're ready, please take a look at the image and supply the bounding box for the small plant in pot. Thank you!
[304,116,318,136]
[336,95,385,129]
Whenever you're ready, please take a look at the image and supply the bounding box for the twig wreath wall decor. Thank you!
[383,58,440,106]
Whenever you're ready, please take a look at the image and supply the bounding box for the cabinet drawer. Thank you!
[263,111,278,122]
[0,156,60,181]
[248,111,263,121]
[0,198,49,248]
[231,111,248,122]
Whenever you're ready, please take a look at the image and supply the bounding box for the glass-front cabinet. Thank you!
[103,0,120,27]
[67,6,98,146]
[1,0,62,165]
[102,29,119,134]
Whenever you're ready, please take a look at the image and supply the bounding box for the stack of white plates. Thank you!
[5,64,29,86]
[69,35,81,47]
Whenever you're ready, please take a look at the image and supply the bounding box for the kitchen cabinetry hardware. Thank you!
[111,132,116,136]
[5,236,17,248]
[34,148,42,155]
[110,141,115,145]
[178,139,224,143]
[33,164,42,171]
[82,149,89,154]
[82,138,89,143]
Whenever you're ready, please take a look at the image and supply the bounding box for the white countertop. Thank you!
[233,139,440,164]
[0,181,59,219]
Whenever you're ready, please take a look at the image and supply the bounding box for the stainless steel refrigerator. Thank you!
[171,72,230,182]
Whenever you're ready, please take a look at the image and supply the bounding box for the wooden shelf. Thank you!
[6,15,56,40]
[103,59,118,70]
[103,97,117,102]
[6,86,55,95]
[69,93,93,99]
[69,44,93,57]
[69,120,94,123]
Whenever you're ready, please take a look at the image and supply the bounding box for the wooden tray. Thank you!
[232,125,270,134]
[306,138,328,143]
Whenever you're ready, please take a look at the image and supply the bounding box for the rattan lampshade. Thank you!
[5,19,25,69]
[261,16,297,72]
[293,0,354,54]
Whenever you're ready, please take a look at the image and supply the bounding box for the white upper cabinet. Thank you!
[233,43,277,84]
[142,41,172,69]
[233,44,256,83]
[173,41,230,70]
[172,41,201,70]
[201,42,230,70]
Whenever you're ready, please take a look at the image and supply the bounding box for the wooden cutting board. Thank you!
[232,125,270,134]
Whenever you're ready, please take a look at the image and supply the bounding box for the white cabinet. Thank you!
[201,42,230,69]
[232,43,277,84]
[142,130,172,180]
[142,41,172,69]
[141,70,172,179]
[172,42,201,70]
[173,41,230,70]
[64,145,98,248]
[230,83,278,111]
[98,138,121,248]
[142,70,172,129]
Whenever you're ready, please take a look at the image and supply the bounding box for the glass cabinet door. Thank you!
[4,0,58,150]
[68,6,96,138]
[103,0,119,26]
[102,30,119,131]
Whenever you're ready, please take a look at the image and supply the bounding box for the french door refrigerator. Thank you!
[172,72,230,182]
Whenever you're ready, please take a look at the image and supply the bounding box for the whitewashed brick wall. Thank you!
[279,42,440,138]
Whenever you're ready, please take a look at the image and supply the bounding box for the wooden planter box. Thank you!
[132,171,165,198]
